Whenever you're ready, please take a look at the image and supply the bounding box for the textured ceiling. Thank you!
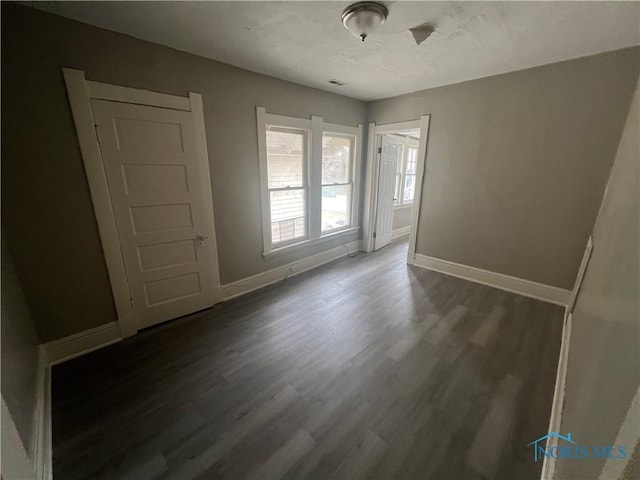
[29,1,640,101]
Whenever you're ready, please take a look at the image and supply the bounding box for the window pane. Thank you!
[266,130,304,188]
[406,147,417,174]
[322,185,351,232]
[322,135,351,185]
[403,174,416,203]
[270,189,306,244]
[394,173,402,204]
[396,144,405,173]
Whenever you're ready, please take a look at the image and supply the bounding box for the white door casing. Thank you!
[93,100,218,329]
[362,117,431,260]
[63,68,220,336]
[374,136,400,250]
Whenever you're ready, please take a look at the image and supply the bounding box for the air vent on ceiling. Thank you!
[328,79,346,86]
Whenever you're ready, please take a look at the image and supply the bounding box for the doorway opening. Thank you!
[363,117,430,263]
[375,129,420,250]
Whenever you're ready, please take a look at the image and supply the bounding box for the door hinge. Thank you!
[373,232,377,238]
[130,297,134,308]
[378,147,382,154]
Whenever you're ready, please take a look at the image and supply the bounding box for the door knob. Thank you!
[197,233,208,247]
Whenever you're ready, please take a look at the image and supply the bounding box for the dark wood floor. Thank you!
[52,239,563,480]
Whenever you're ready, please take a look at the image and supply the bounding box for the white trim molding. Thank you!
[43,322,122,366]
[407,115,430,264]
[221,240,362,301]
[362,117,430,258]
[412,254,571,306]
[63,68,137,338]
[388,135,418,209]
[86,80,191,111]
[362,122,378,253]
[541,312,573,480]
[374,120,423,134]
[542,238,594,479]
[190,91,223,304]
[392,226,411,240]
[256,107,363,257]
[63,68,221,336]
[32,348,52,480]
[262,227,360,260]
[38,239,363,364]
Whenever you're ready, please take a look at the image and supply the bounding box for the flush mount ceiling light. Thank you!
[341,2,388,42]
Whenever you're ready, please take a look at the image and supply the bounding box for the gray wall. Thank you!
[555,81,639,480]
[368,48,639,289]
[1,4,367,341]
[2,3,637,343]
[1,240,41,456]
[392,207,412,231]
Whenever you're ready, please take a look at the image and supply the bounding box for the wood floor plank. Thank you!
[331,431,387,480]
[285,401,371,479]
[385,313,438,361]
[245,429,315,480]
[160,384,298,480]
[470,305,507,347]
[51,239,563,480]
[115,454,168,480]
[466,374,523,479]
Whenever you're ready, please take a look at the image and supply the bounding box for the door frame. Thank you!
[362,116,430,263]
[63,68,221,338]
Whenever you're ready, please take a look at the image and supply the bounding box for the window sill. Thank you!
[263,226,360,259]
[394,204,413,210]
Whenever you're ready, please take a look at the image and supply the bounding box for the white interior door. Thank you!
[92,99,218,329]
[374,136,401,250]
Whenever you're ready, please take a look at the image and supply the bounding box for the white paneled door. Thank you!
[374,136,400,250]
[92,99,218,329]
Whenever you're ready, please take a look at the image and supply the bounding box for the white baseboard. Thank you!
[32,348,52,480]
[540,312,573,480]
[391,226,411,240]
[41,241,363,364]
[412,254,571,306]
[44,322,122,366]
[221,240,362,301]
[31,240,363,478]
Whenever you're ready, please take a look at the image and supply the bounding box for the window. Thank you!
[322,134,353,233]
[394,139,419,207]
[403,146,417,203]
[266,128,308,245]
[257,108,361,255]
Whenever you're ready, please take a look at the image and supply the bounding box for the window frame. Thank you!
[392,135,419,209]
[257,108,362,257]
[320,127,357,236]
[265,126,310,248]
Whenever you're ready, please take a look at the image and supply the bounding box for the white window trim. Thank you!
[264,125,311,248]
[394,204,414,211]
[256,107,362,257]
[321,123,360,236]
[263,226,361,259]
[388,135,419,208]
